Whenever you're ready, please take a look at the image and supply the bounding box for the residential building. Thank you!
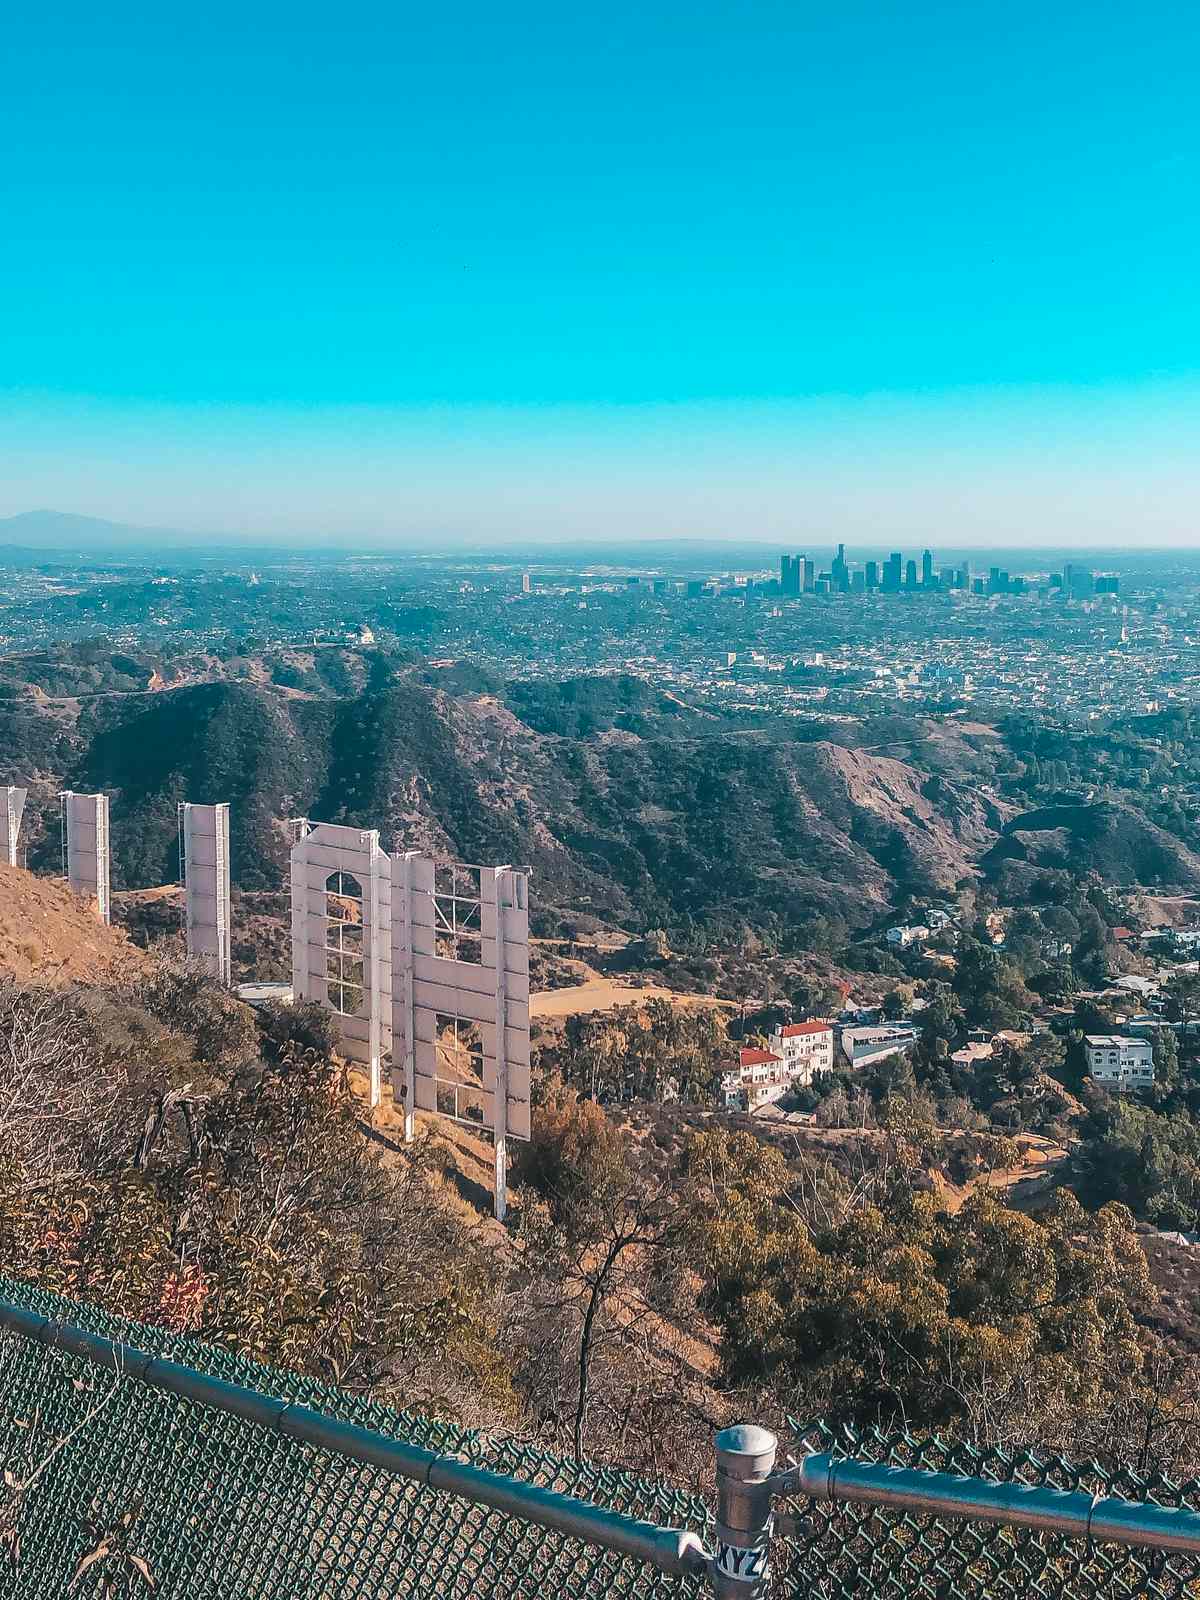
[839,1023,918,1069]
[886,924,929,949]
[766,1019,835,1086]
[722,1046,787,1111]
[1084,1035,1154,1091]
[951,1040,994,1067]
[723,1021,836,1110]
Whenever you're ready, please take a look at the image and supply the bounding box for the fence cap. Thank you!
[715,1424,778,1475]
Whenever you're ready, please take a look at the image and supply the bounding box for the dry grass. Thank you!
[530,979,733,1019]
[0,864,151,986]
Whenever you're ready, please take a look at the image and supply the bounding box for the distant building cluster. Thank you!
[516,548,1121,607]
[773,548,1121,601]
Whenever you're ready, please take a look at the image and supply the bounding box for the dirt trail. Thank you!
[935,1133,1068,1213]
[530,979,733,1018]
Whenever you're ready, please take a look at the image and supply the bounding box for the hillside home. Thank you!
[722,1046,787,1112]
[838,1022,918,1069]
[766,1020,835,1086]
[1085,1035,1155,1092]
[951,1040,994,1067]
[886,925,929,949]
[1113,974,1159,1000]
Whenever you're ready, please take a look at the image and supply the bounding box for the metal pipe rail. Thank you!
[786,1451,1200,1554]
[712,1425,1200,1599]
[0,1301,711,1581]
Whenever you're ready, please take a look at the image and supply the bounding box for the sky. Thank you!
[1,0,1199,547]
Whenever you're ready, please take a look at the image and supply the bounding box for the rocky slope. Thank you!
[0,864,149,984]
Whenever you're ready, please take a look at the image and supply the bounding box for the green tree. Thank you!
[683,1128,1151,1431]
[514,1084,684,1459]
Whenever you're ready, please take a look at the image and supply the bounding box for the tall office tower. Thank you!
[521,571,532,593]
[865,560,879,589]
[1096,575,1120,594]
[921,549,934,588]
[904,559,918,590]
[883,552,902,593]
[961,560,972,593]
[831,543,848,591]
[989,566,1002,593]
[850,569,865,592]
[780,554,801,595]
[800,556,815,592]
[1063,562,1094,598]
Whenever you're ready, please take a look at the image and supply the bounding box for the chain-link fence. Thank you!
[6,1271,1200,1600]
[779,1418,1200,1599]
[0,1274,709,1600]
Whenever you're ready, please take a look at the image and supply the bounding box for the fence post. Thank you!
[713,1424,778,1598]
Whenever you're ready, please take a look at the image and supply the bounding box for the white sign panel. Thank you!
[390,855,531,1147]
[290,821,392,1103]
[182,802,232,984]
[0,787,27,867]
[62,791,111,923]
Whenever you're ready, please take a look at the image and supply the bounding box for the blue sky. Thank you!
[2,0,1198,544]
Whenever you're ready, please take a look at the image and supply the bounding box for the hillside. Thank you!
[0,670,1004,937]
[0,863,149,984]
[986,801,1200,890]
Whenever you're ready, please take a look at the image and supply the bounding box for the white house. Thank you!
[1112,974,1159,1000]
[766,1020,835,1086]
[722,1047,788,1112]
[724,1022,836,1112]
[886,926,930,949]
[1085,1035,1155,1092]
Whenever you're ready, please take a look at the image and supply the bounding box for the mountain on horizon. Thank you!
[0,509,198,553]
